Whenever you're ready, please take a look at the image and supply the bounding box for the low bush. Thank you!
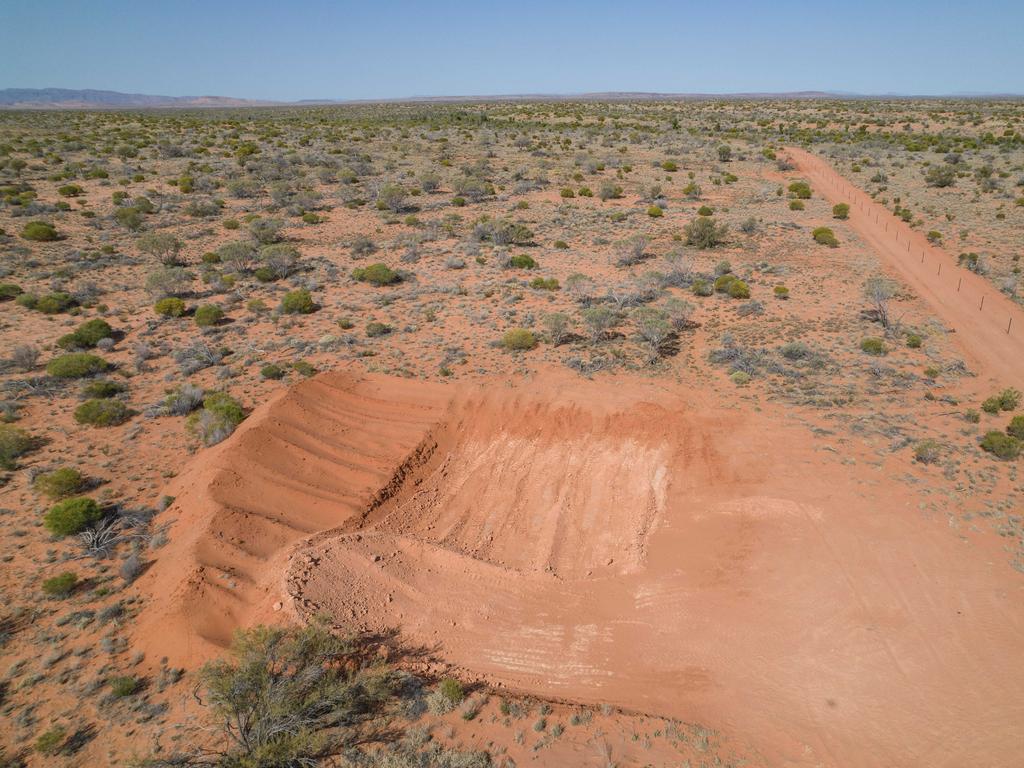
[980,431,1021,460]
[727,280,750,299]
[0,424,34,470]
[42,572,78,598]
[82,378,127,399]
[0,282,23,300]
[21,220,59,241]
[57,318,113,349]
[44,496,103,537]
[260,363,285,380]
[365,322,391,337]
[832,203,850,219]
[860,337,887,355]
[684,217,728,248]
[982,388,1021,414]
[914,439,942,464]
[352,263,399,286]
[74,398,131,427]
[154,297,187,317]
[1007,415,1024,440]
[281,289,315,314]
[47,353,110,379]
[509,253,537,269]
[788,181,812,199]
[713,274,737,293]
[194,304,225,327]
[789,199,805,211]
[812,227,839,247]
[691,279,713,296]
[773,285,790,299]
[187,392,245,446]
[906,333,923,348]
[109,676,140,697]
[502,328,537,350]
[33,467,86,499]
[530,277,559,291]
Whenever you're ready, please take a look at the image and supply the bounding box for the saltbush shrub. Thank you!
[33,467,86,499]
[21,221,59,241]
[980,431,1021,460]
[788,181,812,199]
[194,304,224,327]
[860,337,887,355]
[502,328,537,350]
[727,280,750,299]
[0,424,34,469]
[812,227,839,247]
[42,572,78,598]
[187,392,245,446]
[352,263,399,286]
[44,497,103,537]
[154,297,187,317]
[281,289,315,314]
[832,203,850,219]
[47,353,110,379]
[74,398,131,427]
[57,318,113,349]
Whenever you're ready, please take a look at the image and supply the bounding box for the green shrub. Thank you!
[58,184,84,197]
[42,572,78,598]
[530,277,559,291]
[713,274,737,293]
[109,676,140,697]
[662,161,678,172]
[647,205,663,218]
[788,181,812,199]
[438,678,465,706]
[684,217,728,248]
[832,203,850,219]
[812,227,839,247]
[980,431,1022,460]
[187,392,246,446]
[352,263,400,286]
[260,363,285,380]
[194,304,224,327]
[34,726,66,755]
[281,289,315,314]
[727,280,750,299]
[697,205,714,216]
[33,467,86,499]
[982,388,1021,414]
[509,253,537,269]
[74,398,131,427]
[21,220,59,241]
[292,360,317,377]
[502,328,537,350]
[906,333,923,348]
[773,285,790,299]
[925,165,956,188]
[44,497,103,537]
[365,321,391,337]
[33,292,75,314]
[789,199,805,211]
[730,371,751,386]
[860,337,887,355]
[914,439,942,464]
[560,187,575,198]
[1007,415,1024,440]
[47,353,110,379]
[0,424,34,470]
[154,297,187,317]
[691,279,713,296]
[82,378,127,399]
[57,318,113,349]
[0,282,23,300]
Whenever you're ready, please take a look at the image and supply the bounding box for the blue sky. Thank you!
[3,0,1022,100]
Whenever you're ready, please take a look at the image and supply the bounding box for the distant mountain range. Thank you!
[1,87,1021,110]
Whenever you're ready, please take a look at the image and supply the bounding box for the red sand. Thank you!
[133,155,1024,768]
[137,369,1024,767]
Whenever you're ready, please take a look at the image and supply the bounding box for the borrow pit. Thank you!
[135,370,1024,767]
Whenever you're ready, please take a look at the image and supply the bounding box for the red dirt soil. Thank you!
[133,154,1024,768]
[784,146,1024,388]
[136,368,1024,768]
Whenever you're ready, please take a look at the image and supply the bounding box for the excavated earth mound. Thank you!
[137,370,1024,767]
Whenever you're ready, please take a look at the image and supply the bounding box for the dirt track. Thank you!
[784,146,1023,388]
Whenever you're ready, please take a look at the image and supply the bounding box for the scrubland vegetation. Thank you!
[0,97,1022,766]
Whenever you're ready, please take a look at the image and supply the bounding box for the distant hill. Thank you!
[0,88,278,109]
[2,87,1020,110]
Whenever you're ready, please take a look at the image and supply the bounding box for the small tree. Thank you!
[137,232,182,265]
[864,276,898,332]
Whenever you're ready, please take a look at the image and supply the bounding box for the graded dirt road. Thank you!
[138,370,1024,768]
[784,146,1023,389]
